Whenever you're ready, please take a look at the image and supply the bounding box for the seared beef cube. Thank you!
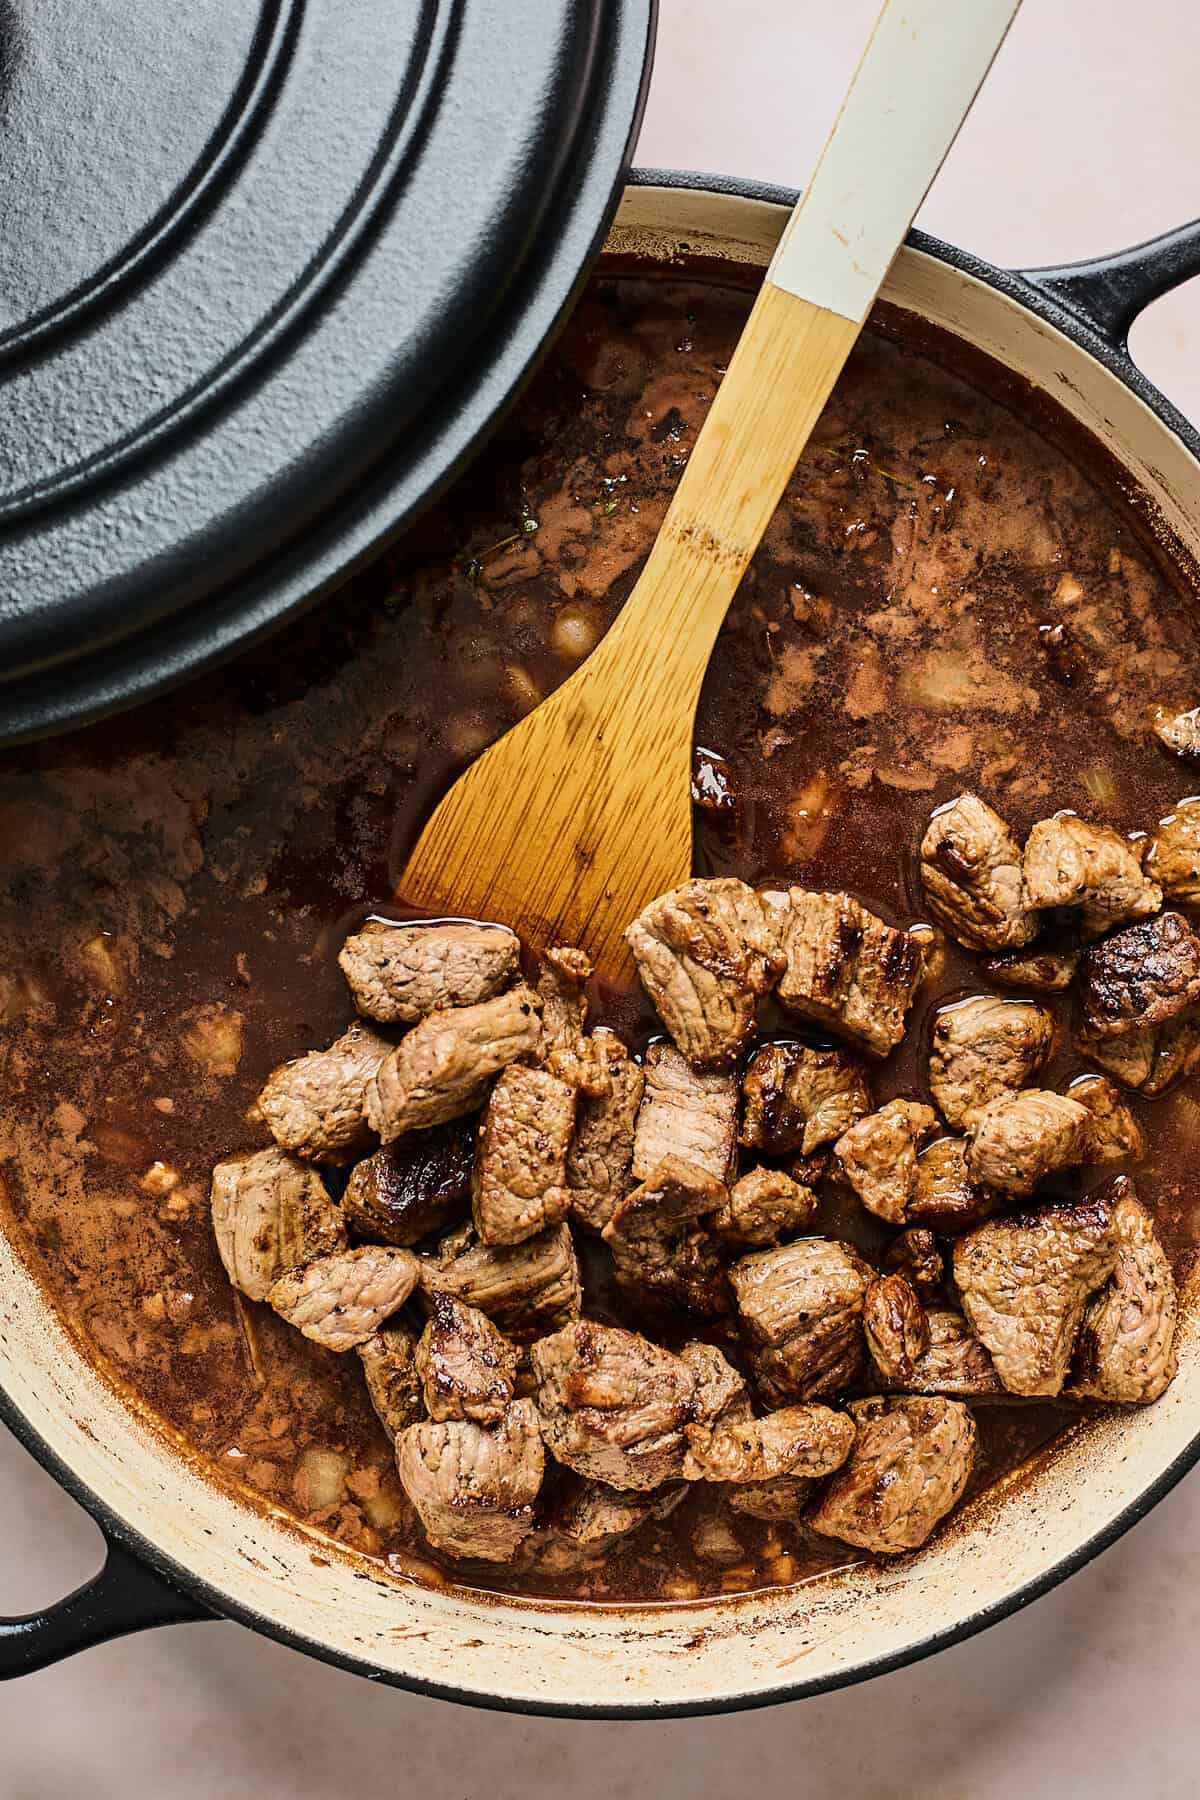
[1153,705,1200,760]
[530,1320,696,1491]
[1067,1074,1144,1164]
[740,1041,871,1156]
[984,946,1079,994]
[536,945,610,1097]
[268,1244,420,1352]
[396,1398,544,1562]
[680,1341,752,1426]
[834,1100,938,1223]
[632,1042,738,1184]
[952,1194,1119,1395]
[257,1020,391,1162]
[211,1147,346,1302]
[711,1166,818,1248]
[964,1090,1091,1196]
[909,1137,998,1233]
[808,1395,976,1553]
[726,1477,814,1522]
[1069,1179,1177,1404]
[1083,1014,1200,1096]
[524,1478,684,1575]
[418,1221,581,1336]
[928,995,1055,1128]
[342,1122,473,1246]
[862,1275,930,1385]
[415,1293,519,1424]
[358,1322,423,1440]
[729,1238,873,1403]
[367,985,542,1139]
[472,1064,576,1246]
[683,1404,855,1484]
[766,889,923,1057]
[1147,799,1200,907]
[1024,812,1161,937]
[883,1227,944,1298]
[920,794,1036,951]
[625,877,783,1066]
[878,1307,1003,1399]
[338,920,519,1023]
[601,1155,729,1321]
[689,1506,749,1566]
[565,1030,644,1232]
[1079,911,1200,1037]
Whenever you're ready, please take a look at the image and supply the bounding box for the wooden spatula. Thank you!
[398,0,1021,979]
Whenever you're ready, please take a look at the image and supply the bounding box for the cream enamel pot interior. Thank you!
[5,176,1200,1713]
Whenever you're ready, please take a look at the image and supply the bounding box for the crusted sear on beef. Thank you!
[726,1477,815,1522]
[952,1195,1119,1395]
[342,1123,474,1246]
[883,1227,944,1298]
[358,1321,424,1440]
[530,1319,697,1491]
[877,1307,1004,1399]
[211,1147,346,1302]
[338,920,520,1024]
[565,1029,644,1233]
[257,1020,391,1162]
[1067,1074,1145,1164]
[964,1089,1092,1196]
[765,888,923,1057]
[984,946,1080,994]
[1023,811,1162,937]
[472,1064,576,1246]
[1069,1179,1178,1404]
[267,1244,420,1352]
[862,1275,931,1384]
[1147,799,1200,907]
[625,877,783,1067]
[601,1155,729,1320]
[909,1138,998,1233]
[919,793,1037,951]
[834,1100,938,1224]
[683,1404,855,1484]
[730,1238,873,1403]
[1153,705,1200,760]
[415,1292,519,1423]
[808,1395,976,1553]
[1082,1014,1200,1096]
[679,1341,752,1427]
[632,1042,738,1184]
[368,984,543,1139]
[396,1398,544,1561]
[536,945,610,1097]
[1079,911,1200,1038]
[739,1041,871,1156]
[928,995,1055,1129]
[418,1221,581,1336]
[711,1165,818,1249]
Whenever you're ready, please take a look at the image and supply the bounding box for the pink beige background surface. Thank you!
[3,2,1199,1794]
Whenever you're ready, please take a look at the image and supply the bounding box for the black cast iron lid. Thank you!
[0,0,654,743]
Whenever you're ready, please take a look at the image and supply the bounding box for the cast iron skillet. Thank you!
[3,176,1200,1707]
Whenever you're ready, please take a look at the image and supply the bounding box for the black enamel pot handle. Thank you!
[1021,216,1200,350]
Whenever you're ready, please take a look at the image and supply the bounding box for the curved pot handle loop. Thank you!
[0,1536,212,1678]
[1021,218,1200,352]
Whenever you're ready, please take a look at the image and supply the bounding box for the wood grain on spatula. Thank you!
[397,0,1022,982]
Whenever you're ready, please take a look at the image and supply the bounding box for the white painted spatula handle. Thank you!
[769,0,1022,323]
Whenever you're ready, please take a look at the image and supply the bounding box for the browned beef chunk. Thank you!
[530,1320,696,1490]
[631,1042,738,1184]
[765,889,923,1057]
[689,1505,749,1565]
[625,877,783,1066]
[964,1089,1092,1196]
[368,985,542,1139]
[679,1341,751,1426]
[1024,812,1162,937]
[1082,1014,1200,1096]
[396,1398,544,1561]
[1153,705,1200,760]
[711,1166,818,1249]
[358,1322,424,1439]
[342,1122,473,1246]
[418,1221,581,1336]
[909,1138,998,1233]
[726,1477,814,1522]
[414,1293,519,1424]
[952,1194,1119,1395]
[739,1041,871,1156]
[1147,799,1200,907]
[1069,1179,1178,1403]
[211,1147,346,1302]
[883,1227,944,1298]
[471,1064,576,1246]
[565,1030,644,1232]
[879,1308,1003,1399]
[928,996,1055,1129]
[984,946,1080,994]
[536,945,610,1097]
[268,1244,420,1352]
[1067,1074,1145,1164]
[257,1021,391,1162]
[834,1100,938,1223]
[1079,911,1200,1038]
[862,1275,930,1384]
[523,1478,685,1575]
[601,1155,729,1320]
[808,1395,976,1553]
[683,1404,855,1483]
[338,920,519,1023]
[919,794,1036,951]
[729,1238,873,1403]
